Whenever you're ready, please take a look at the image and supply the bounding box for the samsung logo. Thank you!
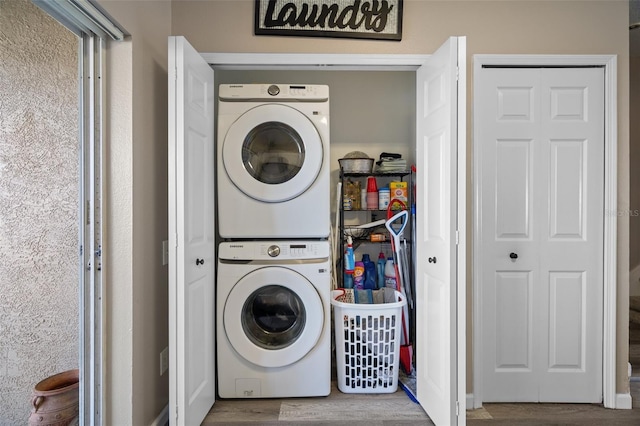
[229,244,244,248]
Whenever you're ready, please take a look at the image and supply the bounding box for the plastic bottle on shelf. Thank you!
[377,252,386,289]
[384,258,397,289]
[353,261,365,289]
[378,187,390,210]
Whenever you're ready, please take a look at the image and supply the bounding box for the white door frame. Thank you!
[472,54,618,409]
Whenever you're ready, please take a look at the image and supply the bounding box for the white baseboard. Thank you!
[150,404,169,426]
[465,391,630,409]
[466,393,476,410]
[616,392,633,409]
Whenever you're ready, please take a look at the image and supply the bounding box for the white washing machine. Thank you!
[217,84,330,239]
[216,240,331,398]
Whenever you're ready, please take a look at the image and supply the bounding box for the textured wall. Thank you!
[0,1,79,424]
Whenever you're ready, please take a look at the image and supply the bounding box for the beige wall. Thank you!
[172,0,630,397]
[98,1,172,425]
[97,0,630,422]
[0,1,79,424]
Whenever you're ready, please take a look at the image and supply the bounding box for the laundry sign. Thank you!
[254,0,403,41]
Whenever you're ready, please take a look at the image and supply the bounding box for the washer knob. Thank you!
[267,84,280,96]
[267,245,280,257]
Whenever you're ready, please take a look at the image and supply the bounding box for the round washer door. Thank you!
[222,104,324,203]
[223,266,324,368]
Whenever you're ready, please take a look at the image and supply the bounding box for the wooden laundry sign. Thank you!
[254,0,403,41]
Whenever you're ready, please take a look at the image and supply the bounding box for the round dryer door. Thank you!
[221,104,324,203]
[223,266,324,368]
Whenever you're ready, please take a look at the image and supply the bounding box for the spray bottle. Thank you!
[344,236,355,288]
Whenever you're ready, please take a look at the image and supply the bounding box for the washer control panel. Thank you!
[219,241,330,261]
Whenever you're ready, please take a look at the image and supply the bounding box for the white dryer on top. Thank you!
[217,84,330,239]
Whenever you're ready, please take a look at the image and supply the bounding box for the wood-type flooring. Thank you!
[202,323,640,425]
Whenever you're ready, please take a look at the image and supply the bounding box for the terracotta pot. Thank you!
[28,369,79,426]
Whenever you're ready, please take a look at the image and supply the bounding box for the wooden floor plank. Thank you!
[202,322,640,424]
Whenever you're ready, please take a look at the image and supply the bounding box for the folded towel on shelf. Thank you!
[376,153,407,172]
[377,159,407,172]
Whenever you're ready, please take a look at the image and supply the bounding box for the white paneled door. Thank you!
[416,36,466,425]
[168,36,216,425]
[477,67,604,402]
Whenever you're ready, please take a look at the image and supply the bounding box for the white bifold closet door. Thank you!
[477,66,604,403]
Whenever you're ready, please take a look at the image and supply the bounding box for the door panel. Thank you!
[169,35,216,426]
[426,131,445,240]
[416,36,465,426]
[549,140,586,239]
[539,68,603,402]
[548,271,585,369]
[478,66,604,403]
[494,271,532,371]
[495,140,532,239]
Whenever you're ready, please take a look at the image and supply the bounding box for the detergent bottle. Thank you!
[353,261,365,289]
[362,254,376,290]
[377,252,386,289]
[384,258,397,289]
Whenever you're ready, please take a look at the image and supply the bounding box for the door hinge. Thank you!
[455,230,459,245]
[456,400,460,416]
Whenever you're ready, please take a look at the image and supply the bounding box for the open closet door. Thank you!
[168,36,216,426]
[415,36,466,426]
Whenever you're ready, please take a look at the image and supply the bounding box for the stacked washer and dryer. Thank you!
[216,84,332,398]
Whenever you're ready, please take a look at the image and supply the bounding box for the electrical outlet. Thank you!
[160,347,169,376]
[162,240,169,266]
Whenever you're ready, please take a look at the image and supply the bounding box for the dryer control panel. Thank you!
[219,84,329,102]
[219,241,330,261]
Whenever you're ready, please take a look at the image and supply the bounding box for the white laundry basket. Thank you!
[331,289,406,393]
